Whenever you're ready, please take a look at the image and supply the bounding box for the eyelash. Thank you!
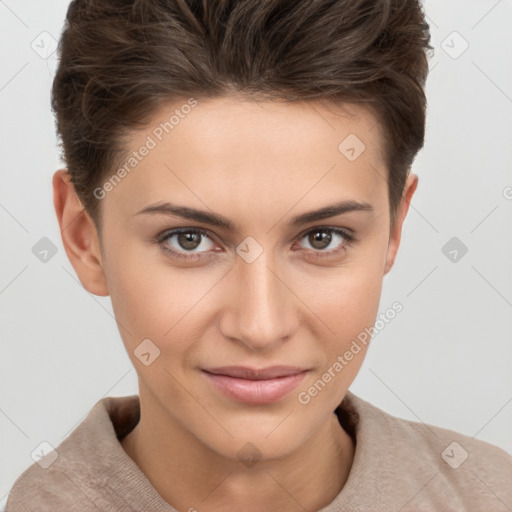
[154,226,358,261]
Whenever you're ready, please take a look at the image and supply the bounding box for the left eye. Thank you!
[296,227,353,253]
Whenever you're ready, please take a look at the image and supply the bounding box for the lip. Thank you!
[203,365,307,380]
[202,366,308,404]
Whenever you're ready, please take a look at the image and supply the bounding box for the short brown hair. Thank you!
[52,0,432,231]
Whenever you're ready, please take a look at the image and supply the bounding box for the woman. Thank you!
[6,0,512,510]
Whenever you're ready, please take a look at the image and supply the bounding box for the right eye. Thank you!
[156,228,220,260]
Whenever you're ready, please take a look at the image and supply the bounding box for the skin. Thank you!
[53,96,417,512]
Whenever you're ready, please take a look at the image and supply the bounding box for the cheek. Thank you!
[303,248,385,364]
[297,265,383,406]
[103,240,182,344]
[303,252,384,329]
[104,241,223,364]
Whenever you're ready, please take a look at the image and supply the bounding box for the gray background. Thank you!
[1,0,511,506]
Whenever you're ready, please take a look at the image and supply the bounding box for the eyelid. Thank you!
[294,224,355,240]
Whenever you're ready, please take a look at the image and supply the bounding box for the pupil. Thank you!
[310,230,331,249]
[179,232,200,250]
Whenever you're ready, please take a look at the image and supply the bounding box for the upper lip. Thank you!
[202,366,308,380]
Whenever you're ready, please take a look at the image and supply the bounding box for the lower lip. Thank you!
[203,370,308,404]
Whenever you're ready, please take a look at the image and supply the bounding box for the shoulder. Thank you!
[5,395,139,511]
[5,465,109,512]
[341,392,512,509]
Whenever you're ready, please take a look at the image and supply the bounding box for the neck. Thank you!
[121,390,355,512]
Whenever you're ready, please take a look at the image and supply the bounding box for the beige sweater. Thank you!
[6,391,512,511]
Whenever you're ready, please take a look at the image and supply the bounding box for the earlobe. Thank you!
[384,172,419,275]
[52,169,110,297]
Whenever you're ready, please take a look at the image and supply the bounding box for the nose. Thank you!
[219,248,299,352]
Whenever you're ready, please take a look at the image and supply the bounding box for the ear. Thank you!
[52,169,109,296]
[384,172,418,275]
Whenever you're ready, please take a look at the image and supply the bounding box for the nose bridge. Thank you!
[224,246,297,350]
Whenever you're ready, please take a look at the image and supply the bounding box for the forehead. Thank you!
[140,96,384,162]
[104,96,388,221]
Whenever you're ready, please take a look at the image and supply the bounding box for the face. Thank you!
[55,96,416,463]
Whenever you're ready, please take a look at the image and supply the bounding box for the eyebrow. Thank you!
[134,199,374,230]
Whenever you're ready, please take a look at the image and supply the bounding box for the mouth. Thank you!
[202,366,309,404]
